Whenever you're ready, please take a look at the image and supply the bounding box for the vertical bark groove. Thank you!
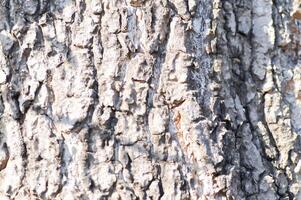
[0,0,301,199]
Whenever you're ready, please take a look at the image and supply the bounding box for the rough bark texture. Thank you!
[0,0,301,199]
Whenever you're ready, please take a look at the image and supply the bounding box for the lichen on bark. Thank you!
[0,0,301,199]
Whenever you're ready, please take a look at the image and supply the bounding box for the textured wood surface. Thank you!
[0,0,301,199]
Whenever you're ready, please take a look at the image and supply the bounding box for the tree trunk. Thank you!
[0,0,301,199]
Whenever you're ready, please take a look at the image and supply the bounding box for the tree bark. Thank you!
[0,0,301,199]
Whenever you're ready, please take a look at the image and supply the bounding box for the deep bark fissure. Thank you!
[1,0,301,199]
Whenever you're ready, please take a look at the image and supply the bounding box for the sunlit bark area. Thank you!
[0,0,301,199]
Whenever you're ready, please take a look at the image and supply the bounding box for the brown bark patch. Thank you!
[130,0,144,7]
[292,10,301,20]
[174,111,182,134]
[285,79,295,92]
[174,111,186,150]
